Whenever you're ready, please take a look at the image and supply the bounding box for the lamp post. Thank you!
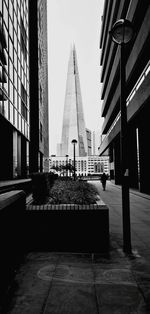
[71,139,77,181]
[66,154,69,177]
[110,19,134,254]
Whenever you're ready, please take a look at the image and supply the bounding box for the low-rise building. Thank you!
[47,155,109,177]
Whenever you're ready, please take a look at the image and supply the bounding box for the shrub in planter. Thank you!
[47,172,58,188]
[31,172,50,204]
[49,179,99,204]
[58,176,73,181]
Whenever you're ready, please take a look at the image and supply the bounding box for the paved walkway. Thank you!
[4,181,150,313]
[93,180,150,259]
[0,179,31,187]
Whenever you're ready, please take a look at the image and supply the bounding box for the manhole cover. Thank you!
[103,269,135,284]
[37,264,136,286]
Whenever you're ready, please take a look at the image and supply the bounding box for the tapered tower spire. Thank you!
[57,45,88,157]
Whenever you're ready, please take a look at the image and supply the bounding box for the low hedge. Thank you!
[48,179,99,204]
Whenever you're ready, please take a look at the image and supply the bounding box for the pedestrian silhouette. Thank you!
[101,172,107,191]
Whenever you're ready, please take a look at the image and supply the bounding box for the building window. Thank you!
[20,17,27,60]
[21,83,27,120]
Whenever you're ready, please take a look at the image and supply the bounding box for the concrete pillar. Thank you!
[109,144,115,180]
[17,134,21,177]
[26,141,29,176]
[0,116,13,179]
[13,131,18,178]
[114,135,121,185]
[21,136,27,178]
[128,126,139,189]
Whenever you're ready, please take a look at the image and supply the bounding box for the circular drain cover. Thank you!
[37,264,136,285]
[38,264,69,281]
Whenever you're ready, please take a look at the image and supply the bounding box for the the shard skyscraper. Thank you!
[57,45,88,157]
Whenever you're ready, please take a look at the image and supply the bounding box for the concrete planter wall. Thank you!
[0,189,109,303]
[0,190,26,297]
[26,201,109,254]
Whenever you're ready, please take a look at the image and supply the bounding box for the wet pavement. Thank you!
[3,181,150,313]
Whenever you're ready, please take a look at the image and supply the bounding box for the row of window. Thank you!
[4,67,29,97]
[0,98,29,138]
[2,2,29,47]
[2,0,28,24]
[0,1,29,140]
[2,0,29,76]
[50,161,108,169]
[1,78,29,114]
[3,36,29,76]
[50,164,104,172]
[3,8,29,68]
[51,161,87,165]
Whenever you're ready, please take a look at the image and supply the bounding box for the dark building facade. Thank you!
[99,0,150,194]
[0,0,30,179]
[29,0,49,173]
[0,0,49,180]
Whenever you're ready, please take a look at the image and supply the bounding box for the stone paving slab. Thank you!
[43,282,97,314]
[5,251,148,314]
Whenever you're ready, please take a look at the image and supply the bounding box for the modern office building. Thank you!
[29,0,49,173]
[0,0,49,180]
[57,45,88,157]
[0,0,30,179]
[99,0,150,194]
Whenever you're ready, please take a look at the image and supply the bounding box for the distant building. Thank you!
[57,45,88,157]
[88,155,109,176]
[49,155,109,177]
[92,131,101,155]
[86,128,92,156]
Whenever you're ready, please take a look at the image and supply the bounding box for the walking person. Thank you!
[101,172,107,191]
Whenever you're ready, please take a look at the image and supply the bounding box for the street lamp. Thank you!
[71,139,77,181]
[66,154,69,177]
[110,19,134,254]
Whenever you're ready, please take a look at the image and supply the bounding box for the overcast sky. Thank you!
[47,0,105,155]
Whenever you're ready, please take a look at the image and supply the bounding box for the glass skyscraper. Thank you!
[0,0,49,179]
[0,0,29,179]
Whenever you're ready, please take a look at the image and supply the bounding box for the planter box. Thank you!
[26,201,109,254]
[0,190,26,296]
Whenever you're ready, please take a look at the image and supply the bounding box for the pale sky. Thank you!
[47,0,105,155]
